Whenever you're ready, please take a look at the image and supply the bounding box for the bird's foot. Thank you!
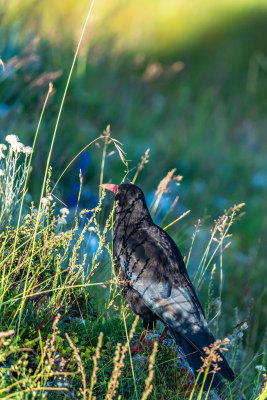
[131,339,154,353]
[130,329,149,353]
[131,342,141,353]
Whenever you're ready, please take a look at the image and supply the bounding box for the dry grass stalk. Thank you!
[88,331,103,400]
[163,209,191,230]
[211,205,245,251]
[111,137,128,168]
[138,148,150,170]
[105,316,138,400]
[152,169,183,214]
[65,332,87,400]
[132,148,150,184]
[101,126,128,168]
[196,202,246,286]
[44,313,61,366]
[105,343,122,400]
[230,203,246,212]
[32,313,62,382]
[155,168,182,197]
[141,341,158,400]
[198,337,230,376]
[103,124,111,137]
[54,352,67,387]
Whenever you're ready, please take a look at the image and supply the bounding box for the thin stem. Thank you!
[0,84,53,308]
[122,309,139,400]
[15,0,96,338]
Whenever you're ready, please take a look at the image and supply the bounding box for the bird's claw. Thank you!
[131,340,154,353]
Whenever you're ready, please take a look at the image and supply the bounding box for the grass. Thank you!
[0,1,266,398]
[0,134,266,399]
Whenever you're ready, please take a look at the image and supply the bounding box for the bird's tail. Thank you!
[169,328,234,391]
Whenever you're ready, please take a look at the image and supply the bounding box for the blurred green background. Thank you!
[0,0,266,347]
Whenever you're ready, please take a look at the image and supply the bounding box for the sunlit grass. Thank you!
[0,132,265,398]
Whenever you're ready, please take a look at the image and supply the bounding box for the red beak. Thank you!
[99,183,118,194]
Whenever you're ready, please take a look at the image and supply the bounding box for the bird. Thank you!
[99,182,235,390]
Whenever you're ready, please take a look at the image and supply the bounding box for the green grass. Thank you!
[1,12,266,347]
[0,135,266,399]
[0,2,266,398]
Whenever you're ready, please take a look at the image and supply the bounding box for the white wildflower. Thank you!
[58,217,67,225]
[48,195,53,201]
[60,207,69,216]
[23,146,32,155]
[0,144,7,151]
[0,151,5,160]
[41,197,48,208]
[5,135,19,145]
[255,365,266,372]
[0,169,4,177]
[88,226,96,233]
[10,141,24,153]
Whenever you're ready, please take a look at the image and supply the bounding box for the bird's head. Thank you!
[99,183,151,221]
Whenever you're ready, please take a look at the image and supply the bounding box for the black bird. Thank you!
[100,183,235,389]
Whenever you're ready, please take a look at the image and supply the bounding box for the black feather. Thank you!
[170,329,223,390]
[113,183,235,389]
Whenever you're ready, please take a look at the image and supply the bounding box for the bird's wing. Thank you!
[134,277,215,353]
[115,226,214,355]
[114,212,234,382]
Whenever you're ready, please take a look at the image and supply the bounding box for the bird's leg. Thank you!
[131,329,153,353]
[131,330,148,353]
[158,326,169,344]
